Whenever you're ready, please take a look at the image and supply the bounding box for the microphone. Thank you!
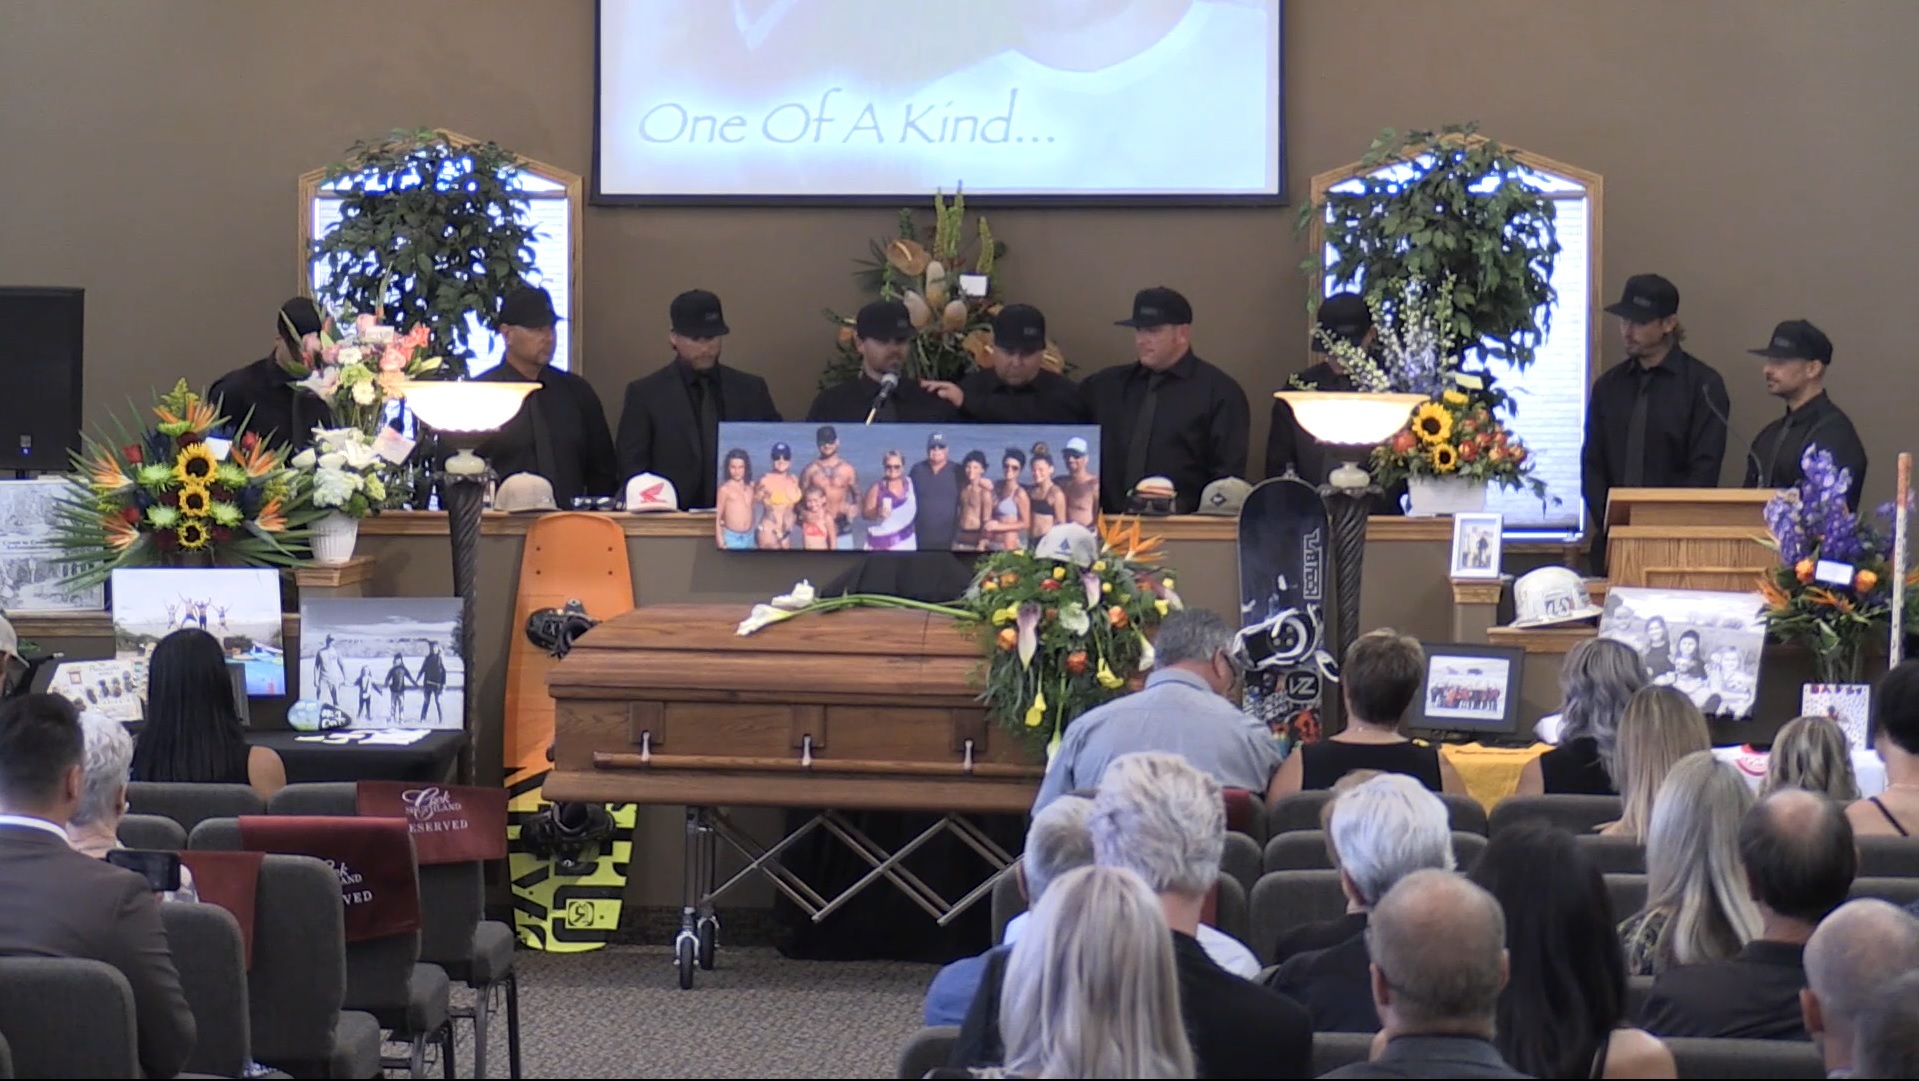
[864,372,900,426]
[1699,381,1766,489]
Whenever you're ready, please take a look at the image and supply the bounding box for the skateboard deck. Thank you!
[1236,477,1338,751]
[503,512,638,952]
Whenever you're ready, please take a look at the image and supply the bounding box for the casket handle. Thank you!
[962,739,975,774]
[800,733,815,769]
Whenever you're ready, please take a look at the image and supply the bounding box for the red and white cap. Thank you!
[623,473,680,513]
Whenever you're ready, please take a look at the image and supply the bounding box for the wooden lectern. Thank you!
[1603,488,1779,591]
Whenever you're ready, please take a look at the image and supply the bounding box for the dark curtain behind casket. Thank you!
[774,551,1027,962]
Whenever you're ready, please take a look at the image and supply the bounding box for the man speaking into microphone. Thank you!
[1580,274,1731,575]
[806,300,960,424]
[1743,319,1866,509]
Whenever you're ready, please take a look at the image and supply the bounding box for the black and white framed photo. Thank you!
[1448,511,1504,580]
[299,597,464,730]
[0,478,103,611]
[1599,586,1768,720]
[1411,642,1525,737]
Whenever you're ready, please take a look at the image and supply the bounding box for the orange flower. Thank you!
[1795,559,1816,583]
[254,498,286,533]
[103,516,139,551]
[1856,569,1880,593]
[1065,651,1088,675]
[85,451,131,491]
[996,627,1018,651]
[998,572,1019,588]
[228,438,278,479]
[1757,574,1789,609]
[1096,515,1164,565]
[1108,606,1130,629]
[154,394,217,434]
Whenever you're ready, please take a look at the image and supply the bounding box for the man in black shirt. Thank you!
[920,304,1083,424]
[1581,274,1730,575]
[1267,292,1371,484]
[614,289,781,509]
[208,297,335,451]
[474,286,617,507]
[806,300,959,424]
[908,432,962,550]
[1081,287,1250,514]
[1742,319,1866,509]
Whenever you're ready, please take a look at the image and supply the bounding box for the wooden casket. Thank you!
[542,604,1043,813]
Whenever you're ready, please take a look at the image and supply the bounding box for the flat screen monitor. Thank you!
[1409,643,1526,739]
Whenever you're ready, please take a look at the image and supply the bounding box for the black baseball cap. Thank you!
[1116,286,1193,328]
[1748,319,1833,365]
[1604,274,1680,324]
[498,285,561,329]
[993,304,1047,352]
[669,289,729,337]
[927,432,948,450]
[1313,293,1372,352]
[277,297,323,343]
[771,441,792,460]
[855,299,914,342]
[815,425,838,446]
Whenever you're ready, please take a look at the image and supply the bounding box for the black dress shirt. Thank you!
[806,372,959,425]
[909,458,963,549]
[1582,346,1730,572]
[1744,390,1867,510]
[615,359,781,509]
[951,930,1312,1079]
[1267,928,1379,1033]
[475,363,618,505]
[1080,352,1250,514]
[1270,910,1367,967]
[207,356,334,451]
[1266,360,1353,485]
[1638,939,1809,1040]
[957,369,1085,424]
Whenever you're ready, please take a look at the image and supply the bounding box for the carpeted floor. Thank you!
[439,945,938,1079]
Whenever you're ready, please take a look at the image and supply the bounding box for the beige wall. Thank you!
[6,0,1918,505]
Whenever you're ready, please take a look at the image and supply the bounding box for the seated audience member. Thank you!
[951,753,1313,1078]
[130,628,285,798]
[1800,899,1919,1079]
[1321,870,1527,1079]
[1266,768,1383,965]
[1600,686,1710,841]
[1269,629,1467,798]
[991,866,1197,1079]
[1032,609,1282,812]
[1762,715,1861,803]
[925,795,1095,1025]
[1517,637,1645,796]
[0,694,196,1079]
[1640,788,1857,1040]
[1267,773,1456,1033]
[1849,659,1919,838]
[1471,824,1676,1079]
[1618,752,1762,976]
[1855,968,1919,1080]
[67,710,197,902]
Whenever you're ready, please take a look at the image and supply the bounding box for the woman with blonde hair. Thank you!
[993,864,1195,1079]
[1601,685,1711,840]
[1617,752,1762,975]
[1762,715,1860,803]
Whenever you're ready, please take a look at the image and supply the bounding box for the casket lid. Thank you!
[566,603,980,658]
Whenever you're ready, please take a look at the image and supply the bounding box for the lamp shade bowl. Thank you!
[1273,391,1427,447]
[397,380,538,433]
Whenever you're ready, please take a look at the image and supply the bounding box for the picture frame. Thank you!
[1802,683,1872,754]
[1598,586,1768,721]
[1448,511,1504,580]
[299,597,465,731]
[1410,642,1525,737]
[110,567,287,698]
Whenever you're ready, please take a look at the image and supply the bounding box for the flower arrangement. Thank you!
[53,380,316,588]
[281,308,444,438]
[1369,375,1547,501]
[291,427,389,519]
[1303,275,1463,396]
[820,189,1028,387]
[1758,447,1919,684]
[735,519,1177,757]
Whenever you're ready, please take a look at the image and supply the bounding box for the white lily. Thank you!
[736,603,800,636]
[1137,632,1156,671]
[770,580,817,611]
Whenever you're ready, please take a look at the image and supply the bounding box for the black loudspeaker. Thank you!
[0,286,84,472]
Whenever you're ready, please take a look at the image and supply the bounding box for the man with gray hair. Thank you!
[1855,968,1919,1079]
[1268,773,1457,1032]
[952,753,1312,1077]
[1800,899,1919,1077]
[1323,870,1527,1079]
[1032,607,1281,812]
[923,794,1094,1025]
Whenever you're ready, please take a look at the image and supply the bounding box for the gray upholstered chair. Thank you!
[1856,836,1919,877]
[1248,869,1349,966]
[1852,875,1919,907]
[1311,1031,1376,1076]
[1269,789,1490,837]
[0,957,138,1078]
[187,823,386,1078]
[267,781,521,1078]
[128,780,266,831]
[116,811,188,851]
[1576,833,1646,874]
[0,1030,12,1079]
[1261,829,1487,874]
[1488,793,1622,836]
[1220,830,1262,894]
[896,1025,959,1079]
[1605,873,1649,924]
[160,900,253,1078]
[1626,974,1656,1021]
[1662,1037,1825,1079]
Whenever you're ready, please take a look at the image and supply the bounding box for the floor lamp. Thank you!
[396,379,538,784]
[1271,391,1426,668]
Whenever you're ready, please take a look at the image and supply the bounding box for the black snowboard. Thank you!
[1235,476,1338,749]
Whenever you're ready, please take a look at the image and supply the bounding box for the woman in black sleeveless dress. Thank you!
[1518,637,1646,797]
[1269,630,1467,796]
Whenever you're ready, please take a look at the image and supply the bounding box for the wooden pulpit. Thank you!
[542,604,1042,814]
[1603,488,1779,592]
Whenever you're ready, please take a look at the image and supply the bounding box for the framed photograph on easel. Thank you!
[1449,512,1504,580]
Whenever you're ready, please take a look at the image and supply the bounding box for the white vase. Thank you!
[310,511,360,565]
[1404,475,1488,518]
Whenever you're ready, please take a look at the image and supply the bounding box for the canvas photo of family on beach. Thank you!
[713,422,1102,553]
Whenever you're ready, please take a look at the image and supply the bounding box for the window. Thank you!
[297,131,583,376]
[1311,149,1602,536]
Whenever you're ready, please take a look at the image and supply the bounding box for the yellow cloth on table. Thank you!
[1441,742,1551,813]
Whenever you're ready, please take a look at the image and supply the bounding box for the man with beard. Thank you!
[800,426,860,550]
[475,286,618,507]
[1742,319,1866,509]
[208,297,335,451]
[920,304,1083,424]
[807,301,959,424]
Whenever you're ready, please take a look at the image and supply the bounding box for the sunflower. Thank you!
[178,483,212,518]
[1429,444,1460,472]
[1442,389,1469,406]
[1411,403,1454,446]
[175,520,210,550]
[174,443,220,485]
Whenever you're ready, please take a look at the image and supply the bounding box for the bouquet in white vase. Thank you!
[291,427,388,519]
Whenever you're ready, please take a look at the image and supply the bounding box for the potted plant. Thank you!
[290,427,389,565]
[310,129,538,377]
